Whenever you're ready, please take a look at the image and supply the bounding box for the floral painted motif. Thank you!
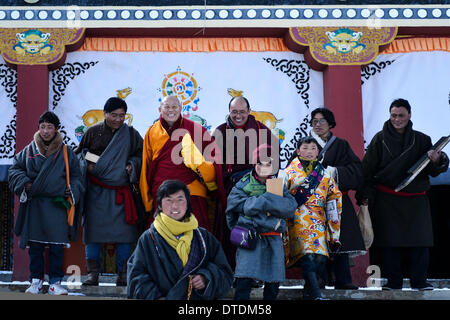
[284,157,342,266]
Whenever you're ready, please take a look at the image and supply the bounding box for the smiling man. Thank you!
[358,98,449,291]
[9,111,83,295]
[213,96,278,195]
[127,180,233,300]
[139,96,226,232]
[212,96,279,267]
[75,97,143,287]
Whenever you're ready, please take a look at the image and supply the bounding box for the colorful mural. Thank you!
[323,28,366,55]
[74,87,134,141]
[289,26,397,66]
[13,29,53,56]
[0,28,84,65]
[227,87,285,143]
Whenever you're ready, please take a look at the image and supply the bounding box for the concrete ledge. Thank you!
[1,282,449,300]
[241,287,450,300]
[0,282,126,298]
[1,276,449,300]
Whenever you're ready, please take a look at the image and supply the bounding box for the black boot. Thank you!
[116,261,127,287]
[303,272,323,300]
[82,259,99,286]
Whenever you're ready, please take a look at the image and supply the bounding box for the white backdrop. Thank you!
[2,49,448,179]
[362,51,450,156]
[48,50,324,167]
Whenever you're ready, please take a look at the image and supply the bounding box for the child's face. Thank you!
[296,142,319,160]
[255,160,274,179]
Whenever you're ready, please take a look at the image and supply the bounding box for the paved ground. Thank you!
[0,276,449,300]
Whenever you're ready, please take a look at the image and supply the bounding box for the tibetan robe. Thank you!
[76,123,143,243]
[357,120,449,247]
[139,116,226,231]
[9,132,83,249]
[284,157,342,266]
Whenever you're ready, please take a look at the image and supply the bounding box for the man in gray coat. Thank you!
[9,111,83,295]
[75,97,143,286]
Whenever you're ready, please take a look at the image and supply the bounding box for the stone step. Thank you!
[0,276,449,300]
[2,272,450,288]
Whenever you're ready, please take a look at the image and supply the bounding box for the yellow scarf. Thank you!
[154,213,198,267]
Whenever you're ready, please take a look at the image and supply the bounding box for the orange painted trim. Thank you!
[382,37,450,54]
[79,37,289,52]
[78,36,449,55]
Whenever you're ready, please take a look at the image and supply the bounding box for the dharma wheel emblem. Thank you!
[160,67,200,114]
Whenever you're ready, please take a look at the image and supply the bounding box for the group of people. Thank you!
[8,95,448,299]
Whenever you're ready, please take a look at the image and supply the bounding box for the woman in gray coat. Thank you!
[226,145,297,300]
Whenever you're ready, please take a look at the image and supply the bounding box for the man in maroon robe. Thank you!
[140,96,226,231]
[213,96,279,266]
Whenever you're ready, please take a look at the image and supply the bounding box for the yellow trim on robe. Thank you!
[139,120,169,212]
[139,120,217,212]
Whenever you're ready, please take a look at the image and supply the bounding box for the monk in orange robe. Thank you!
[139,96,226,231]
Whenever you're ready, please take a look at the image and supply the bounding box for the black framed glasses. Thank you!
[312,119,328,126]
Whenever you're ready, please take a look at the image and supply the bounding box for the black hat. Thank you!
[103,97,128,113]
[38,111,60,129]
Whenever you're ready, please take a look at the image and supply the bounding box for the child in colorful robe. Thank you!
[284,137,342,300]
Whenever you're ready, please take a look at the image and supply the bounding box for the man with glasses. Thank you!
[213,96,279,195]
[308,107,366,290]
[213,96,279,267]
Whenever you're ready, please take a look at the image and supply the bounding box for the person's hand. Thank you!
[427,150,441,164]
[24,182,32,192]
[126,164,132,175]
[87,162,96,173]
[191,274,206,290]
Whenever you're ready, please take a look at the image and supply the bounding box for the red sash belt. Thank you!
[260,232,282,236]
[88,174,137,225]
[376,184,426,197]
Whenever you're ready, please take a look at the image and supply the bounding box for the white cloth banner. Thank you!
[362,51,450,184]
[49,51,324,167]
[0,56,17,165]
[362,51,450,154]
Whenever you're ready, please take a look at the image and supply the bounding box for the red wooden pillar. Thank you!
[12,63,87,280]
[287,26,396,287]
[323,65,365,158]
[12,65,49,281]
[1,28,86,281]
[323,65,369,287]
